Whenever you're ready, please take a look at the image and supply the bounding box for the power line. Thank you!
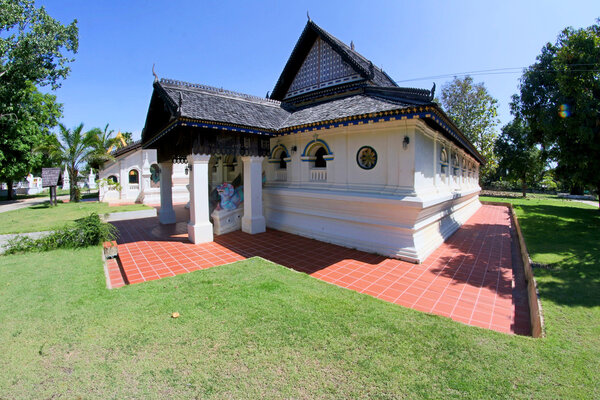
[395,65,600,83]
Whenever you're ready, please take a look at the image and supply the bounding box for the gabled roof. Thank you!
[144,78,484,164]
[110,140,142,158]
[141,21,485,165]
[157,79,289,131]
[270,20,397,101]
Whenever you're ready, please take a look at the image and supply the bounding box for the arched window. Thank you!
[128,169,139,184]
[440,147,448,174]
[107,175,118,184]
[279,151,287,169]
[314,147,327,168]
[451,153,459,176]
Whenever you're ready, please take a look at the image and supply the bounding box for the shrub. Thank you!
[488,180,516,191]
[3,213,117,254]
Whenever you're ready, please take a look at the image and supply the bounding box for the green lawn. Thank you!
[0,197,598,398]
[0,201,151,234]
[0,188,72,201]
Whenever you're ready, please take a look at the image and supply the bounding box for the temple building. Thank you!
[140,20,484,263]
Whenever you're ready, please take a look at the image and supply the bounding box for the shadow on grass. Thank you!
[515,203,599,262]
[28,202,54,210]
[513,203,599,308]
[534,253,600,308]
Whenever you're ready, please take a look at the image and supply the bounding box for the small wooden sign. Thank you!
[42,168,62,187]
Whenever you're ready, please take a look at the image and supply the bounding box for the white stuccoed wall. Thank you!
[263,118,481,263]
[99,148,190,205]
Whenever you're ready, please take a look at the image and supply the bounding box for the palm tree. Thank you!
[43,123,99,202]
[87,123,118,170]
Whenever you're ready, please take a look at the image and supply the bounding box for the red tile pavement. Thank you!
[107,204,531,335]
[105,258,125,289]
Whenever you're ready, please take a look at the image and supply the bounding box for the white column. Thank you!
[241,156,266,234]
[88,169,97,189]
[187,153,213,244]
[62,165,70,190]
[215,156,224,184]
[158,161,176,224]
[185,182,191,209]
[141,153,151,194]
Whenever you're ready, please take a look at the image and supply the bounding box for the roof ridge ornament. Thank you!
[350,40,355,51]
[430,82,436,101]
[307,10,311,22]
[159,78,282,105]
[152,64,159,83]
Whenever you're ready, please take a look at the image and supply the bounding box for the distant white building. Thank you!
[98,142,189,205]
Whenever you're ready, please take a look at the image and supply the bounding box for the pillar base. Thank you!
[242,215,266,234]
[158,208,176,224]
[187,221,214,244]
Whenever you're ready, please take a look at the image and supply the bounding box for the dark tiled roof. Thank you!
[158,79,290,131]
[157,79,417,130]
[111,140,141,158]
[150,78,483,163]
[280,94,412,128]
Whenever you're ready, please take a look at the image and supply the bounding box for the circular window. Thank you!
[356,146,377,170]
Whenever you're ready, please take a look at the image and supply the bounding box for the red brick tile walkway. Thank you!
[108,204,531,335]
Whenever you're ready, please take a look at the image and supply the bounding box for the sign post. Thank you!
[42,168,62,206]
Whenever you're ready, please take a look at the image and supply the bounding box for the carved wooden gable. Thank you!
[285,37,362,99]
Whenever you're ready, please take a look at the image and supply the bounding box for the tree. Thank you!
[0,82,62,198]
[512,19,599,207]
[87,123,118,171]
[439,76,500,185]
[495,119,545,197]
[0,0,78,199]
[42,123,97,202]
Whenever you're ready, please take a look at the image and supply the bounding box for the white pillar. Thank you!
[141,153,151,193]
[187,153,213,244]
[215,156,224,184]
[241,156,266,234]
[158,161,176,224]
[62,165,70,190]
[88,169,97,189]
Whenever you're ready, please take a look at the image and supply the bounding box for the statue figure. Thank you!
[215,182,243,210]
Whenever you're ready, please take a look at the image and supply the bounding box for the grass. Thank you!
[0,197,598,398]
[0,188,72,201]
[0,201,150,234]
[480,196,597,265]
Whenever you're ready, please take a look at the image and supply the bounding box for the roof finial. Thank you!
[430,82,436,100]
[152,64,159,83]
[350,40,355,51]
[307,10,311,22]
[266,91,270,99]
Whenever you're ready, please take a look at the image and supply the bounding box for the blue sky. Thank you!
[38,0,599,140]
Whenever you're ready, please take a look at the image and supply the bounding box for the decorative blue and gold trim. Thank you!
[301,138,332,157]
[268,144,292,163]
